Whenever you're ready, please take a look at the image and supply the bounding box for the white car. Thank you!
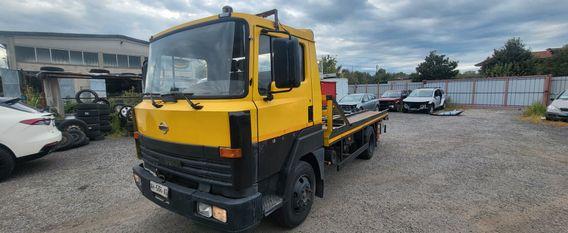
[0,97,61,181]
[403,88,447,114]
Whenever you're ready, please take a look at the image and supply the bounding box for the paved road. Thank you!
[1,109,567,233]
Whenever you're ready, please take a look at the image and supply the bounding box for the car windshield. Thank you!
[409,89,434,97]
[381,91,401,98]
[144,20,247,98]
[558,91,568,100]
[340,94,363,103]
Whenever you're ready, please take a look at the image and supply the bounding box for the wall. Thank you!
[349,75,568,108]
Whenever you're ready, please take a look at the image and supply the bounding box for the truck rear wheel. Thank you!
[0,148,15,181]
[275,161,315,228]
[358,128,376,160]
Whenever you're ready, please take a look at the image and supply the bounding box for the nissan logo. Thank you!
[158,122,169,134]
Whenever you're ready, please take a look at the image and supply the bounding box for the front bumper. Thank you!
[379,102,398,111]
[133,164,263,232]
[403,102,428,112]
[546,111,568,121]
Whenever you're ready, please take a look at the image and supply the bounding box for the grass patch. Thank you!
[523,102,546,117]
[519,102,568,127]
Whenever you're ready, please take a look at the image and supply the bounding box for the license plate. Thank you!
[150,181,169,199]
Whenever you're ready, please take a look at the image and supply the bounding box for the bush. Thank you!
[523,102,546,117]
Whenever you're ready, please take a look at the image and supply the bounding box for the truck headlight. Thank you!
[547,105,559,112]
[197,202,212,218]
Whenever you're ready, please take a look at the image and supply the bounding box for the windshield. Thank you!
[558,90,568,100]
[340,94,363,103]
[409,89,434,97]
[381,91,401,98]
[145,20,247,98]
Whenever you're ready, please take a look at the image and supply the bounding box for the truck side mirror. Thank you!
[272,37,301,89]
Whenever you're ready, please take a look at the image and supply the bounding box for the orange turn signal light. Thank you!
[219,147,242,159]
[133,131,140,139]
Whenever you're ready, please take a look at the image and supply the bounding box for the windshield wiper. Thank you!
[143,93,165,108]
[178,93,203,110]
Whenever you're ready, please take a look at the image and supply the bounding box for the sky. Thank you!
[1,0,567,73]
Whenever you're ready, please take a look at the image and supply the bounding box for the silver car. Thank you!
[338,93,380,114]
[403,88,447,114]
[546,90,568,121]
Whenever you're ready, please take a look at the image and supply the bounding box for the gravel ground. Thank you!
[1,109,567,233]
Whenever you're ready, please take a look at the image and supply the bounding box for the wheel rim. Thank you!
[292,175,312,213]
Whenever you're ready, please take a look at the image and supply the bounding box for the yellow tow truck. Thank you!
[132,7,388,232]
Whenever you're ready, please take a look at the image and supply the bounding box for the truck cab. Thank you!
[132,7,387,232]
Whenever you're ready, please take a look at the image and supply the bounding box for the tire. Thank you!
[40,66,64,72]
[75,89,99,104]
[100,124,112,132]
[88,132,105,141]
[67,129,87,148]
[76,109,99,117]
[0,147,16,181]
[76,133,90,147]
[86,124,101,132]
[56,131,74,151]
[427,104,435,114]
[358,127,376,160]
[97,105,110,115]
[89,69,110,74]
[57,119,88,132]
[76,116,100,124]
[100,115,110,121]
[274,161,315,228]
[75,103,100,110]
[375,105,380,112]
[95,98,111,106]
[441,102,446,110]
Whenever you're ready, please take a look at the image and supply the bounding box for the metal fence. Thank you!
[349,75,568,108]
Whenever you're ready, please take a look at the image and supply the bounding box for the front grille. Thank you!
[341,105,355,112]
[380,101,395,108]
[405,102,427,109]
[139,140,234,187]
[560,108,568,112]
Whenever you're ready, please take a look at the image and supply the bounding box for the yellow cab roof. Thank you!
[151,12,314,42]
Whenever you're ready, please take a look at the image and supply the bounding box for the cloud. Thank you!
[1,0,567,73]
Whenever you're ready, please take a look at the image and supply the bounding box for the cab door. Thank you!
[252,27,313,179]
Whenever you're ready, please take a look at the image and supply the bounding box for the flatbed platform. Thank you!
[322,105,389,146]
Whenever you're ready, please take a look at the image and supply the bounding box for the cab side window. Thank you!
[258,35,305,95]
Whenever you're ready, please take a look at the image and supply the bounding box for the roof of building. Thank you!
[0,31,148,45]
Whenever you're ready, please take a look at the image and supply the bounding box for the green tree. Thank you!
[550,45,568,76]
[480,38,535,76]
[415,51,459,81]
[319,55,338,74]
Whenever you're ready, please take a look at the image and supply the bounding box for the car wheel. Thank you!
[274,161,315,228]
[0,147,15,181]
[375,105,380,111]
[358,127,376,160]
[428,104,435,114]
[441,102,446,110]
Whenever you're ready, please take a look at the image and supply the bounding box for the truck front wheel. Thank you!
[275,161,315,228]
